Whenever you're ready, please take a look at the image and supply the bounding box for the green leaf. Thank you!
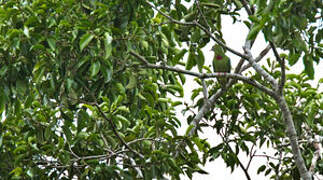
[32,60,46,73]
[62,125,72,141]
[104,32,113,59]
[126,75,137,89]
[47,38,56,51]
[90,61,101,77]
[173,49,187,64]
[303,55,314,79]
[116,83,125,94]
[23,26,30,38]
[186,51,196,70]
[196,48,205,72]
[115,114,130,126]
[9,167,23,176]
[247,24,262,40]
[288,52,301,66]
[185,125,195,136]
[80,33,94,51]
[257,165,266,174]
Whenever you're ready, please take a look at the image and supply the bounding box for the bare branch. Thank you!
[127,138,163,145]
[275,96,312,179]
[240,0,253,15]
[201,78,209,103]
[309,141,322,173]
[269,41,285,95]
[240,44,271,72]
[243,46,279,90]
[253,154,281,161]
[246,145,256,170]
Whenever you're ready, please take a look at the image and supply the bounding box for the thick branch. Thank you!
[243,46,279,90]
[274,96,312,180]
[240,44,271,72]
[201,78,209,103]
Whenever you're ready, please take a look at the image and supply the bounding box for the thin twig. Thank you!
[269,41,285,95]
[195,0,211,29]
[253,154,281,161]
[220,132,251,180]
[194,21,250,60]
[246,144,256,170]
[127,138,163,145]
[146,1,195,26]
[95,104,144,158]
[240,0,253,15]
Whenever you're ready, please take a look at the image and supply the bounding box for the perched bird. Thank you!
[212,45,231,88]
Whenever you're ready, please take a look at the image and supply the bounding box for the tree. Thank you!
[0,0,322,179]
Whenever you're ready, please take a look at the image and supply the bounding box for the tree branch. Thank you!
[129,51,275,97]
[240,0,253,15]
[195,0,211,29]
[240,44,271,72]
[246,145,256,170]
[243,46,279,90]
[201,78,209,103]
[194,21,250,60]
[269,41,285,95]
[220,132,251,180]
[274,96,312,180]
[145,1,195,26]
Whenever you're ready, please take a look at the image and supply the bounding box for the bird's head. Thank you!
[211,45,225,60]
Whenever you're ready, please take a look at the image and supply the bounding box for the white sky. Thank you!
[175,11,323,180]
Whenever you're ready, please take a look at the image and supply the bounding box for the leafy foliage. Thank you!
[0,0,321,179]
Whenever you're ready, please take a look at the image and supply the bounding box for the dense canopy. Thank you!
[0,0,322,179]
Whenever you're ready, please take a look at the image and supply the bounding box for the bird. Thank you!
[212,45,231,88]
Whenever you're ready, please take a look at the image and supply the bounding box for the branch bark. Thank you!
[274,96,312,180]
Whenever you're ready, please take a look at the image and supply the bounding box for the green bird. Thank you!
[212,45,231,88]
